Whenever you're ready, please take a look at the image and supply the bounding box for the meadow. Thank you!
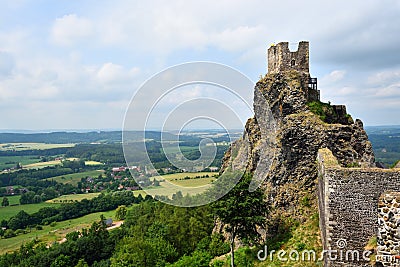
[3,195,21,205]
[0,155,40,170]
[0,143,75,151]
[23,159,62,169]
[0,202,61,221]
[46,193,101,203]
[45,170,105,186]
[0,209,116,255]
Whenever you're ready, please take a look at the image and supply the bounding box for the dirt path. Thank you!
[107,220,123,230]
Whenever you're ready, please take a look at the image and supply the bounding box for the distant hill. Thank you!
[0,131,176,144]
[365,126,400,166]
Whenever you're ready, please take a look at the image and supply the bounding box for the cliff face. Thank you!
[222,69,375,234]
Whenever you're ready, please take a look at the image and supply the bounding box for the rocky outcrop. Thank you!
[222,69,375,235]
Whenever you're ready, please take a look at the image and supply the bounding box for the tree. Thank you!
[1,197,9,207]
[115,205,128,220]
[75,259,89,267]
[211,173,267,267]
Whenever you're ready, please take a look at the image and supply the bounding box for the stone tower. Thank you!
[268,41,309,73]
[267,41,319,101]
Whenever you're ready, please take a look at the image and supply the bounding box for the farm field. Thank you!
[0,202,61,221]
[84,160,103,166]
[135,172,219,198]
[45,170,105,186]
[0,155,40,170]
[23,159,62,169]
[169,177,216,187]
[46,193,101,203]
[159,172,216,180]
[0,209,116,255]
[2,195,21,205]
[0,143,75,151]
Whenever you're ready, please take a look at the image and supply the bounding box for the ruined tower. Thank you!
[267,41,319,101]
[268,41,309,73]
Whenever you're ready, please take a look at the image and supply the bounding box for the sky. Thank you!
[1,0,400,130]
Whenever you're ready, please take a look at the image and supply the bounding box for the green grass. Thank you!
[161,172,217,187]
[0,209,116,255]
[162,145,196,154]
[0,155,41,170]
[23,159,62,169]
[46,193,101,203]
[45,170,105,186]
[137,172,219,198]
[0,202,61,221]
[0,143,75,151]
[2,195,21,205]
[170,178,216,187]
[159,172,217,180]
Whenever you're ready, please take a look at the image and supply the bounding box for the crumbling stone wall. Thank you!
[377,192,400,266]
[318,149,400,267]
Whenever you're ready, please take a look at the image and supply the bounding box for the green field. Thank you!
[159,172,217,181]
[46,193,101,203]
[0,143,75,151]
[160,172,217,187]
[23,159,62,169]
[45,170,105,186]
[136,172,219,198]
[2,195,21,205]
[169,177,216,187]
[161,145,196,154]
[0,155,41,170]
[0,209,116,255]
[0,202,61,221]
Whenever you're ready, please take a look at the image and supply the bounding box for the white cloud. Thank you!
[368,69,400,86]
[51,14,93,46]
[322,70,346,83]
[1,0,400,128]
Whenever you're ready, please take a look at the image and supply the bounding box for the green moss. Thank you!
[306,101,334,122]
[307,100,352,125]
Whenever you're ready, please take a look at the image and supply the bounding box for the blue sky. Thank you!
[1,0,400,130]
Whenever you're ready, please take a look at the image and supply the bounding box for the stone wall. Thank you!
[377,192,400,266]
[318,149,400,266]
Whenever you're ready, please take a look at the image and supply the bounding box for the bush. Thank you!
[3,229,16,238]
[210,260,225,267]
[15,229,25,235]
[169,250,212,267]
[228,247,254,267]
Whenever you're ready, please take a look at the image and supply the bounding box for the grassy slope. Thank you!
[0,209,116,255]
[45,170,105,186]
[0,202,61,221]
[0,156,40,170]
[0,143,74,151]
[46,193,101,203]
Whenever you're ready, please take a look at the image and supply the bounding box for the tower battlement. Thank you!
[268,41,309,73]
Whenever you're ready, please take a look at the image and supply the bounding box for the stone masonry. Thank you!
[318,149,400,267]
[376,192,400,266]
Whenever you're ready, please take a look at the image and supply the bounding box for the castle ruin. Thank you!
[223,40,400,267]
[267,41,320,102]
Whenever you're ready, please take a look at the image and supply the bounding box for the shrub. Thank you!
[3,229,16,238]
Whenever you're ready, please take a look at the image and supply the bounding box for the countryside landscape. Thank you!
[0,126,399,266]
[2,1,400,267]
